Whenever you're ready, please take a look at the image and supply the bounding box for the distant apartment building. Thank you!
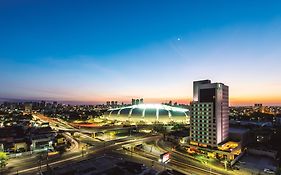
[168,101,172,106]
[132,98,144,105]
[111,101,115,107]
[40,100,46,108]
[106,101,118,108]
[190,80,229,148]
[106,101,110,106]
[254,103,264,113]
[24,103,32,114]
[53,101,58,107]
[254,103,263,107]
[132,99,136,105]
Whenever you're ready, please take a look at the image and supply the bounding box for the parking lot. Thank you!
[236,153,277,174]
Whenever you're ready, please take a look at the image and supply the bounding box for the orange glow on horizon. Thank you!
[66,96,281,106]
[230,95,281,106]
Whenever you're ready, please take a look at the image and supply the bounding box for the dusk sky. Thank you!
[1,0,281,105]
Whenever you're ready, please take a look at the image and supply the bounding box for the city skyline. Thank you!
[1,1,281,106]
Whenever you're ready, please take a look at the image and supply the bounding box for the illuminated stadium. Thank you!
[104,104,190,124]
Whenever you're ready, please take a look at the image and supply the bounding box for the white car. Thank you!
[264,168,275,174]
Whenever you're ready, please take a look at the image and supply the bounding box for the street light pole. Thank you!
[162,162,166,171]
[46,150,49,170]
[224,156,227,170]
[81,146,84,157]
[38,159,42,174]
[130,146,133,159]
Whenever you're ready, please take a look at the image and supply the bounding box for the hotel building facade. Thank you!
[190,80,229,148]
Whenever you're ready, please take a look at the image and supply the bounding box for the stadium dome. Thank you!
[104,104,190,124]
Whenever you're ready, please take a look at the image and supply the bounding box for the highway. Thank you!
[4,113,237,175]
[2,113,156,174]
[115,145,222,175]
[5,134,160,174]
[154,139,240,175]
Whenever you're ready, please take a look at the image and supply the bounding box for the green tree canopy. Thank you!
[0,152,8,168]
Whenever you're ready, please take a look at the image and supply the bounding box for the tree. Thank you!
[0,152,8,171]
[171,124,186,131]
[153,124,167,140]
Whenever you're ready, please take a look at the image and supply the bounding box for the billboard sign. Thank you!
[160,152,170,163]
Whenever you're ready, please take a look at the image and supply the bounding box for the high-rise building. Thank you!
[40,101,46,108]
[111,101,115,107]
[168,100,172,106]
[132,98,143,105]
[106,101,110,106]
[132,99,136,105]
[190,80,229,147]
[254,103,262,107]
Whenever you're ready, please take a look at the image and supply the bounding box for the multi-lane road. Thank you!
[4,113,236,175]
[5,134,160,174]
[115,141,227,175]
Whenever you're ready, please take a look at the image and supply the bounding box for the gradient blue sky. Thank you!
[1,0,281,105]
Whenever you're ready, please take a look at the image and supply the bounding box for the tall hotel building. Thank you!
[190,80,229,148]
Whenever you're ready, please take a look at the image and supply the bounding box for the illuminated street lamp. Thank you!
[81,145,88,157]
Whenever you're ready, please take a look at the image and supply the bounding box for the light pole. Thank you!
[224,156,227,170]
[206,158,212,175]
[162,162,166,171]
[81,145,85,157]
[46,150,50,174]
[38,157,42,174]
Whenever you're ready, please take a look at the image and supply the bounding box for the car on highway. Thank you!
[264,168,275,174]
[238,160,246,164]
[232,165,240,170]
